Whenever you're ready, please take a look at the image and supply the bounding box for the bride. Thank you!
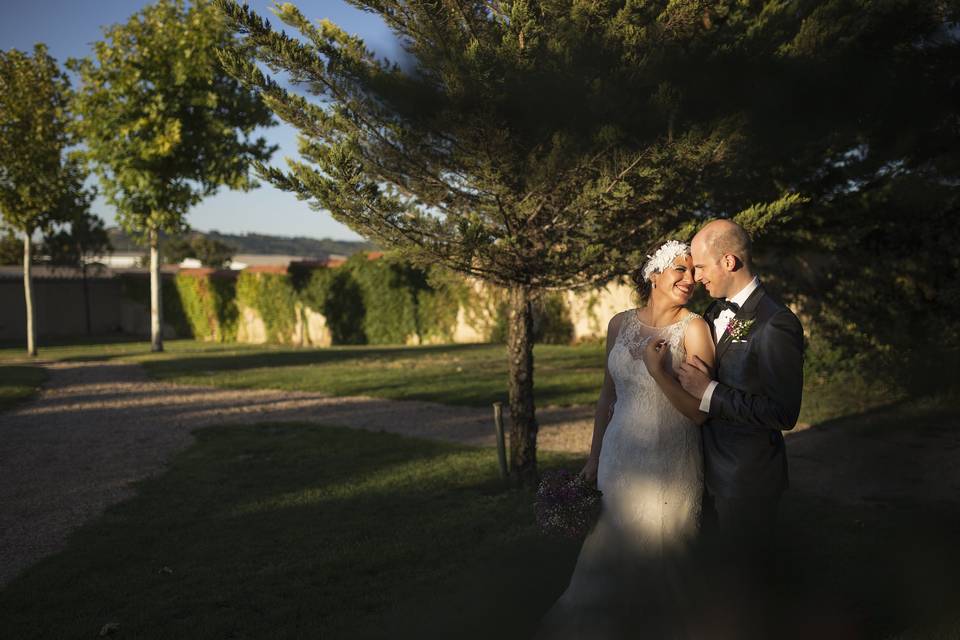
[535,240,716,639]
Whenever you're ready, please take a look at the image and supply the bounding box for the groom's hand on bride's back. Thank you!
[677,356,713,399]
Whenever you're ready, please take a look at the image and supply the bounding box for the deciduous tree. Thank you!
[0,44,75,355]
[69,0,276,351]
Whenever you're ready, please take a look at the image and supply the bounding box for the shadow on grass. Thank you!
[0,422,584,640]
[0,365,48,412]
[775,391,960,638]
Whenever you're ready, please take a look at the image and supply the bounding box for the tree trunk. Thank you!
[81,259,92,336]
[149,228,163,352]
[506,283,538,487]
[23,231,37,357]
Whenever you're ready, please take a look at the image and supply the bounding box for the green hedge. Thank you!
[298,254,463,346]
[300,266,366,345]
[174,272,238,342]
[489,290,575,345]
[119,253,577,346]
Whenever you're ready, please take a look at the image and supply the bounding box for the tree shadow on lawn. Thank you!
[3,394,956,640]
[0,422,584,640]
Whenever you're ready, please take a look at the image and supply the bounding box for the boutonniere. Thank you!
[724,318,755,341]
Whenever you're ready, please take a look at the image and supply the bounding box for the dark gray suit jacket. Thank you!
[702,284,804,498]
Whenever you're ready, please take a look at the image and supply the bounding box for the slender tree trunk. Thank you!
[81,259,91,335]
[23,231,37,357]
[506,283,538,487]
[149,227,163,352]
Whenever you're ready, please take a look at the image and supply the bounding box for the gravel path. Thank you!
[0,360,595,586]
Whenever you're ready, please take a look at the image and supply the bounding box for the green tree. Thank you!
[0,44,75,356]
[160,234,195,265]
[216,1,957,484]
[0,225,28,265]
[41,172,109,335]
[190,235,235,267]
[69,0,276,351]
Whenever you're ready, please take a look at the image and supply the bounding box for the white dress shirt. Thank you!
[698,276,760,413]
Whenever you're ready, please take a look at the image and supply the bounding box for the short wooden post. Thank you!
[493,401,508,479]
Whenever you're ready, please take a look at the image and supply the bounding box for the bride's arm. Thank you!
[643,316,716,425]
[579,312,623,484]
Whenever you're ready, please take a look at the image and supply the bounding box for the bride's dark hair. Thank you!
[629,240,663,302]
[630,263,653,302]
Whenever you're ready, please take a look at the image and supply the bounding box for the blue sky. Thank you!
[1,1,404,241]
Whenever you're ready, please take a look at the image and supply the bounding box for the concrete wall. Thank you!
[447,276,639,344]
[0,276,178,342]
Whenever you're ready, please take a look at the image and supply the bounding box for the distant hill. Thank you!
[106,227,378,257]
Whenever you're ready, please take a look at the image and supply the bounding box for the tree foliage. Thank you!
[68,0,277,242]
[162,233,237,266]
[0,44,74,237]
[215,0,960,482]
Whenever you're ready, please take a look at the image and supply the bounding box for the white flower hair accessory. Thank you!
[641,240,690,281]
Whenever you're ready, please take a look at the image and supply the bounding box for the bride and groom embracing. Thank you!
[536,219,805,639]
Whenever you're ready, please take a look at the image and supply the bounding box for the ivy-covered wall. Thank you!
[236,270,299,344]
[118,252,582,346]
[174,271,238,342]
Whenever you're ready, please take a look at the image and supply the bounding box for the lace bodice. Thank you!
[598,307,703,532]
[608,309,700,414]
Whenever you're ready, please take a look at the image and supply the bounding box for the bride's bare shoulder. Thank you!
[681,312,713,343]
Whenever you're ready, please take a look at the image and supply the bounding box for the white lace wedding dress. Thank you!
[535,310,705,640]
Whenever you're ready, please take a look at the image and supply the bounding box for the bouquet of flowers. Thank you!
[534,469,603,539]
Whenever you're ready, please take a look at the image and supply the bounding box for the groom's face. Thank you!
[691,237,728,299]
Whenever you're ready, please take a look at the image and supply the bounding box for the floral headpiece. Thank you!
[641,240,690,281]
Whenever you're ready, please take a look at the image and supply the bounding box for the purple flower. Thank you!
[534,469,603,539]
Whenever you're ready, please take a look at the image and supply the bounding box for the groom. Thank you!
[678,220,804,591]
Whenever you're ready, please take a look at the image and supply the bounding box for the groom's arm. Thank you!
[709,310,804,431]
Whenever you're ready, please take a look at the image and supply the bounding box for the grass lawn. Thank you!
[0,336,895,424]
[0,424,585,640]
[0,364,47,411]
[1,395,957,639]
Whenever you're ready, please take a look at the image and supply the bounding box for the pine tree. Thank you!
[214,0,958,484]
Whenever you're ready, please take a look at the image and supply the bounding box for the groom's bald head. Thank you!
[691,219,755,299]
[694,219,753,270]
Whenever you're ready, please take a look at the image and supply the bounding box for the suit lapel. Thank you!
[714,285,766,365]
